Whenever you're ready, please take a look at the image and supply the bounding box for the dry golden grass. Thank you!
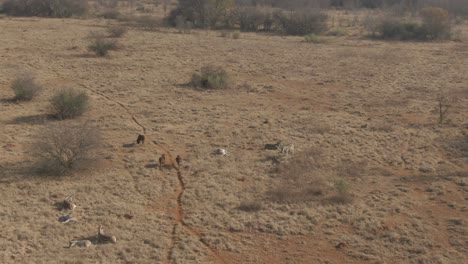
[0,7,467,264]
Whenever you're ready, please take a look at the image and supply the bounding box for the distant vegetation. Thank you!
[372,7,452,40]
[1,0,88,17]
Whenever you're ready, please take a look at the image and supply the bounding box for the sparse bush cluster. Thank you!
[7,70,96,176]
[191,65,230,89]
[167,1,328,35]
[1,0,88,18]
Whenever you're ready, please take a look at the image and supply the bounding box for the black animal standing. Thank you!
[136,134,145,144]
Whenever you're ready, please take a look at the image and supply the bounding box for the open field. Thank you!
[0,9,467,264]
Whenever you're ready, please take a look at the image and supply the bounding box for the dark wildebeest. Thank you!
[136,134,145,144]
[175,155,181,167]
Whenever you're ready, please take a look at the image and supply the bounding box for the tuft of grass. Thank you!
[50,88,89,120]
[11,73,41,101]
[191,65,230,90]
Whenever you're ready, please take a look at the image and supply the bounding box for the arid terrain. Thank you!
[0,5,467,264]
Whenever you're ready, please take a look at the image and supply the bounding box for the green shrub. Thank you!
[304,33,322,43]
[11,73,41,101]
[2,0,88,18]
[191,65,230,89]
[50,88,89,119]
[88,36,117,56]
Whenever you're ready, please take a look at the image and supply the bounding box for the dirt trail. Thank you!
[75,82,225,263]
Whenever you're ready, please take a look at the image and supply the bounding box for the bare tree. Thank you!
[33,122,101,174]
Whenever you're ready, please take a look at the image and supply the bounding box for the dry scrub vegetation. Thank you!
[0,0,467,264]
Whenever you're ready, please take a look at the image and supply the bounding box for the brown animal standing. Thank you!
[136,134,145,144]
[175,155,181,167]
[159,154,166,168]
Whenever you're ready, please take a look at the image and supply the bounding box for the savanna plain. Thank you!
[0,1,467,264]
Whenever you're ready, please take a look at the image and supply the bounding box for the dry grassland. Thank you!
[0,9,467,264]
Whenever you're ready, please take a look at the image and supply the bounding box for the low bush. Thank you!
[191,65,230,89]
[88,36,117,56]
[11,73,41,101]
[50,88,89,119]
[33,122,101,175]
[304,34,322,43]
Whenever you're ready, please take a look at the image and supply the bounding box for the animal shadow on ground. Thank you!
[123,143,136,148]
[261,155,280,165]
[10,114,55,125]
[63,235,97,248]
[144,163,158,169]
[0,98,17,104]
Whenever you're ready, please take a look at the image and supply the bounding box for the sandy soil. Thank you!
[0,11,467,264]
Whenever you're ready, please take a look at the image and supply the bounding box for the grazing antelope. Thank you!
[264,140,282,150]
[69,240,92,248]
[280,143,295,156]
[159,154,166,167]
[97,225,117,244]
[175,155,182,167]
[63,195,76,211]
[136,134,145,144]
